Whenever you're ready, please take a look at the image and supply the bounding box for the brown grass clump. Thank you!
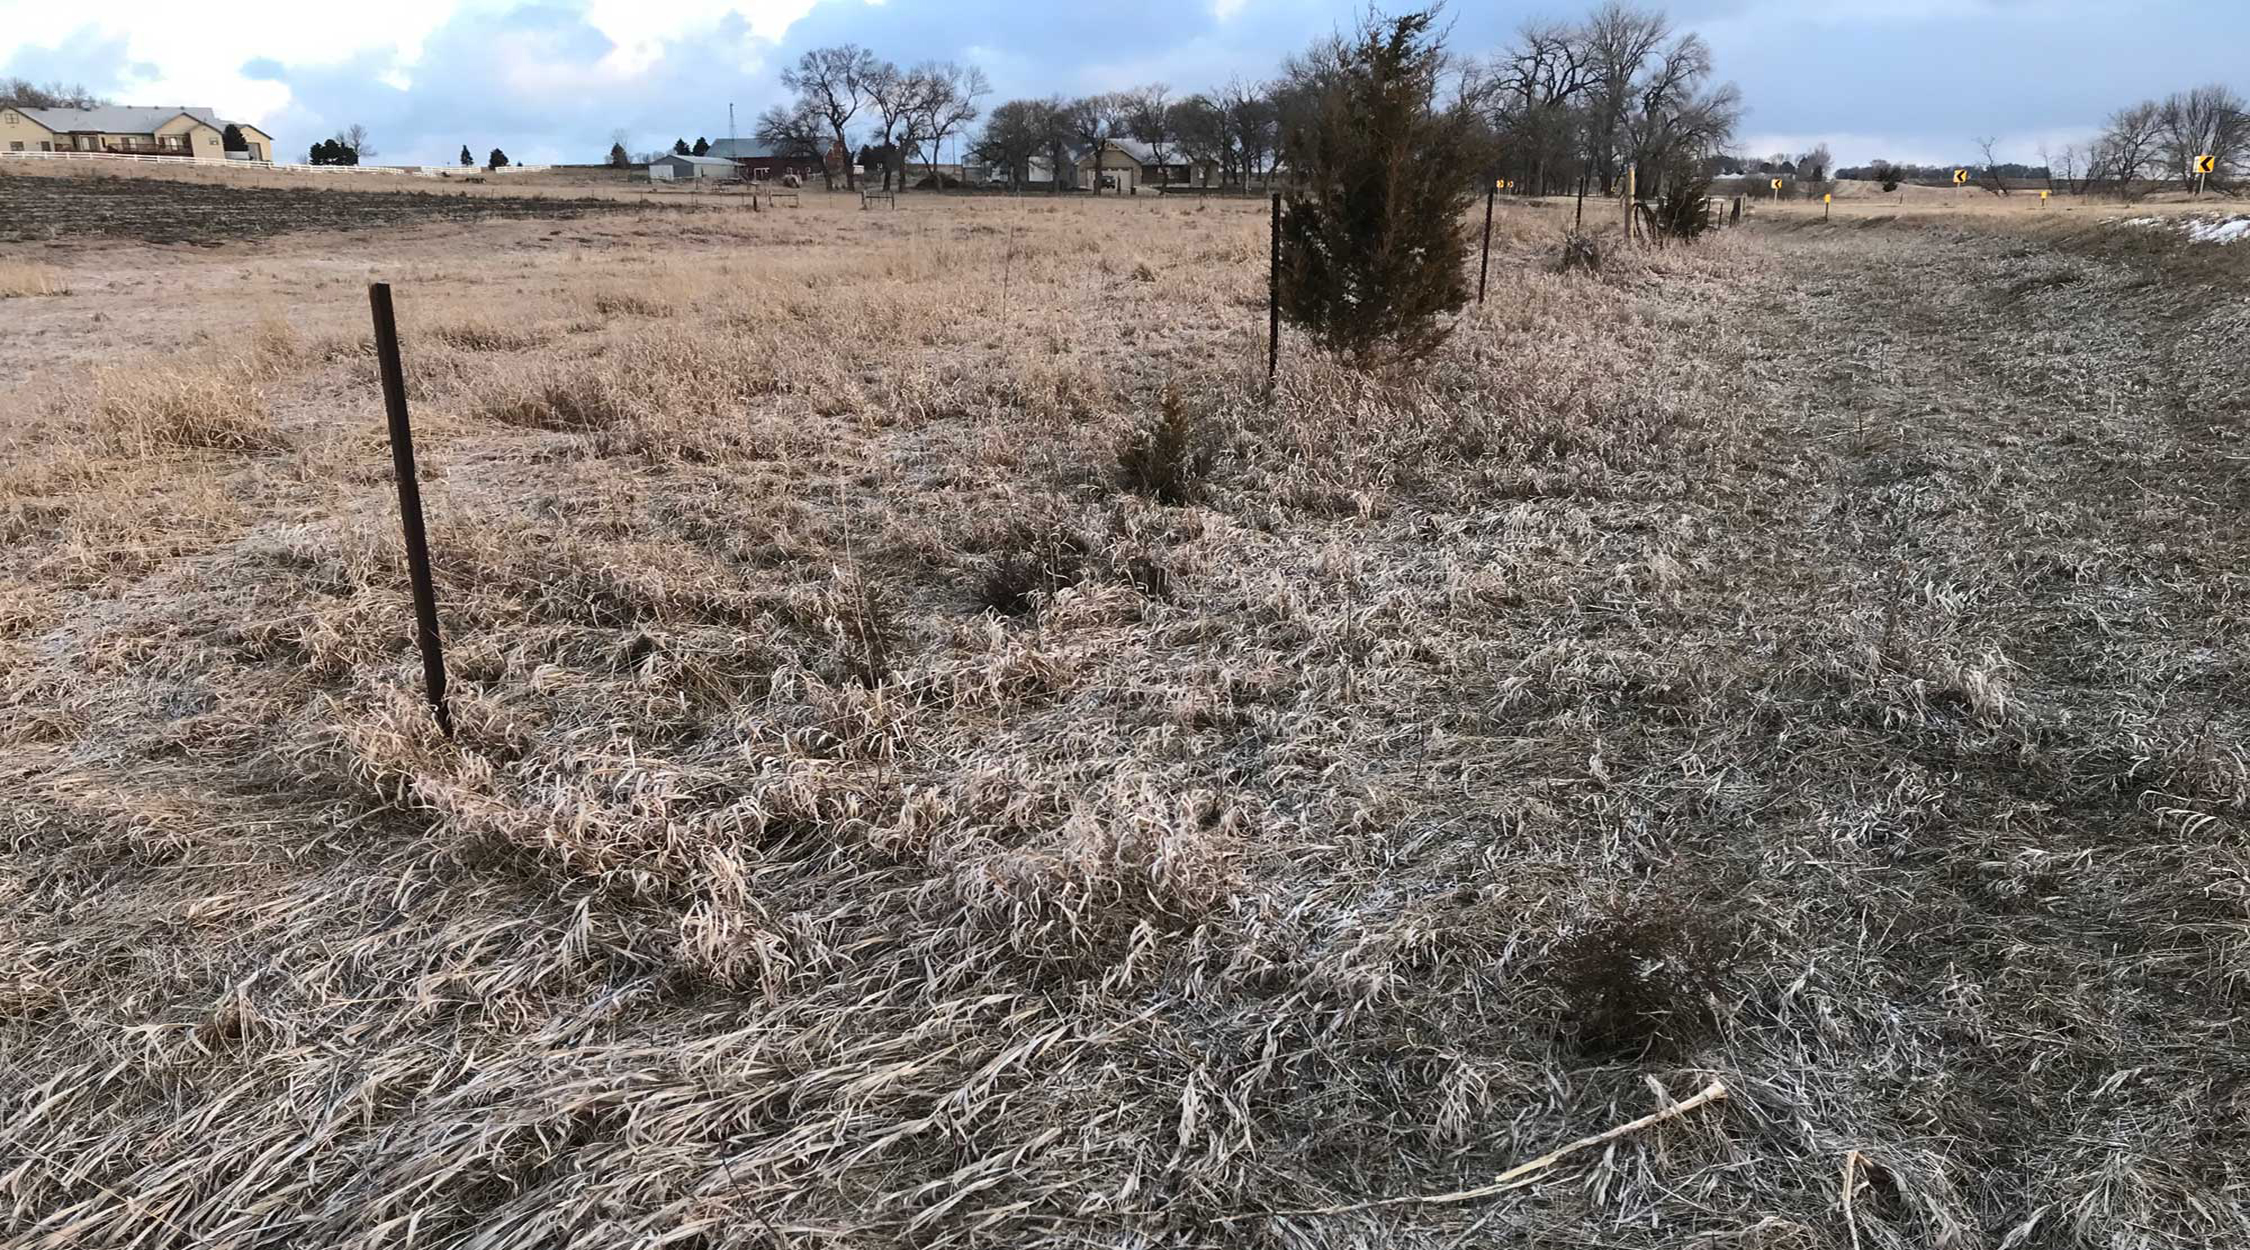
[244,315,307,373]
[972,519,1093,616]
[1550,893,1739,1058]
[0,261,69,297]
[87,367,276,454]
[1558,228,1602,273]
[474,368,629,431]
[589,289,673,318]
[821,566,901,687]
[425,318,549,352]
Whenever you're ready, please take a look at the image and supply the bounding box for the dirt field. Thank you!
[0,169,698,244]
[2,175,2247,1249]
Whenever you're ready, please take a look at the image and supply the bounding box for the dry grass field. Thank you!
[3,170,2248,1249]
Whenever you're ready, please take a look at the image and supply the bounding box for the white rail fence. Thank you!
[2,149,410,176]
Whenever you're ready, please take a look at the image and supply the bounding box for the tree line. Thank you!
[1837,84,2242,198]
[1837,160,2050,187]
[1469,1,1741,199]
[743,0,1741,197]
[742,6,1554,364]
[755,52,990,190]
[2054,84,2245,196]
[1716,147,1832,181]
[0,78,105,109]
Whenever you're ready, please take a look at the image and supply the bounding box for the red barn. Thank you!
[705,139,824,183]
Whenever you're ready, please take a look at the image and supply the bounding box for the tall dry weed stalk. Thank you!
[90,368,276,455]
[975,521,1092,616]
[0,262,70,298]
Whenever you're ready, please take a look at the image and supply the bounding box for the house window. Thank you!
[8,143,20,152]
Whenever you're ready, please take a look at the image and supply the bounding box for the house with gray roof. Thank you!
[0,105,275,161]
[1069,139,1220,193]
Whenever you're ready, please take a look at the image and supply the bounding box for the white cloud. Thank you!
[582,0,816,74]
[0,1,456,122]
[0,0,817,133]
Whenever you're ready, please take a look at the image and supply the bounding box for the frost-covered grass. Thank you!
[4,192,2248,1250]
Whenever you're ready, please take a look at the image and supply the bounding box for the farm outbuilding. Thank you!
[705,139,824,184]
[648,154,736,182]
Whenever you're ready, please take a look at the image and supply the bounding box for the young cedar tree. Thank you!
[1276,9,1475,366]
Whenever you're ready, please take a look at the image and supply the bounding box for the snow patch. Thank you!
[2185,217,2250,245]
[2111,214,2250,244]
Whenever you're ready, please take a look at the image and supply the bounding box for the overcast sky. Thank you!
[3,1,2243,168]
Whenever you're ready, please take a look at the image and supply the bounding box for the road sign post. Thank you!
[2195,153,2216,197]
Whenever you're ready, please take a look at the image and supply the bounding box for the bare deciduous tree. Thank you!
[1169,94,1229,187]
[1794,143,1832,183]
[2092,101,2164,198]
[970,98,1051,189]
[1124,85,1176,191]
[1065,93,1126,193]
[1038,96,1076,194]
[910,62,989,187]
[1583,2,1671,194]
[1621,29,1739,198]
[1476,4,1738,200]
[0,78,105,109]
[2158,85,2247,185]
[781,44,878,190]
[1475,19,1595,194]
[861,59,917,191]
[1220,77,1277,189]
[753,99,830,184]
[2037,142,2088,195]
[1974,136,2009,195]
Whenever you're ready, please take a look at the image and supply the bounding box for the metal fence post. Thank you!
[1268,192,1281,386]
[1478,180,1496,305]
[368,282,454,738]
